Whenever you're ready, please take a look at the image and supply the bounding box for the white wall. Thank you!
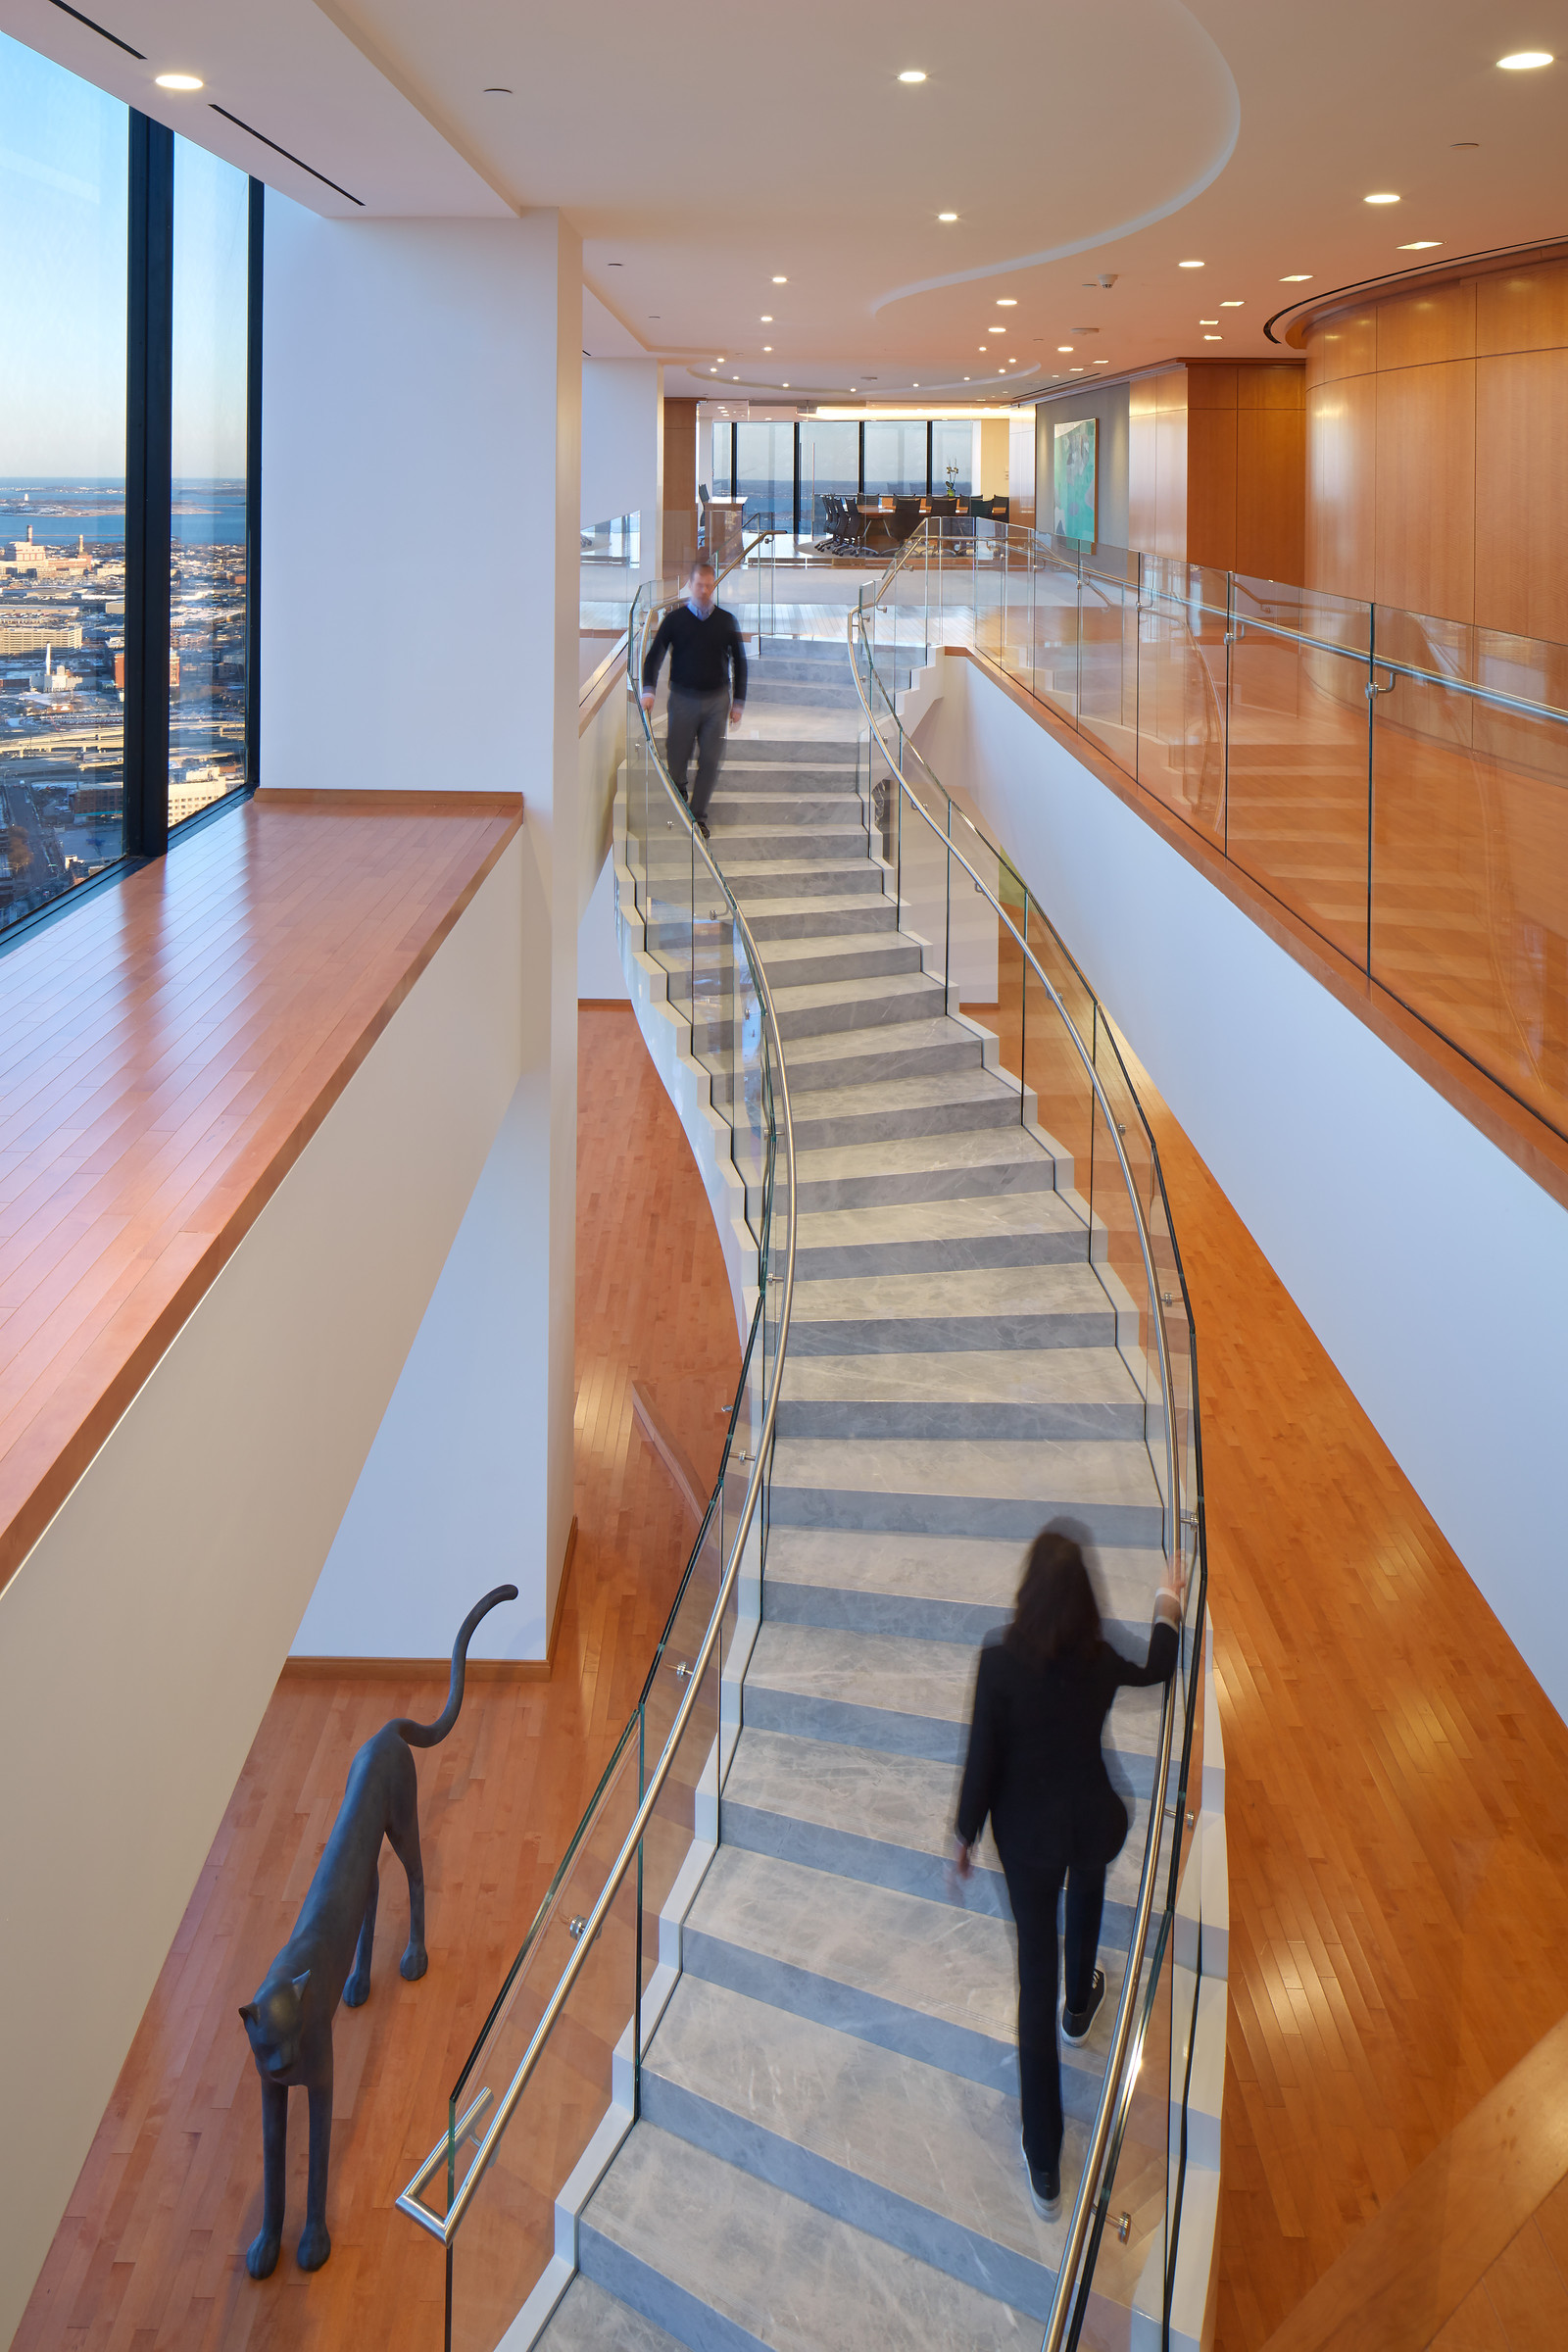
[914,654,1568,1721]
[264,198,583,1652]
[0,840,528,2343]
[579,850,628,998]
[582,357,663,575]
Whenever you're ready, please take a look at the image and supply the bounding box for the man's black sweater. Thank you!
[642,602,748,703]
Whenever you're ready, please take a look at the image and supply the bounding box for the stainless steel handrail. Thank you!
[848,598,1187,2352]
[395,579,797,2253]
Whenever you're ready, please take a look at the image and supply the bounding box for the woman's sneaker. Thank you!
[1021,2133,1062,2221]
[1061,1969,1106,2046]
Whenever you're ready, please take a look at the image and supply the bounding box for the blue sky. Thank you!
[2,31,247,478]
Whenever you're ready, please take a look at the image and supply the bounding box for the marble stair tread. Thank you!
[577,2124,1036,2352]
[739,894,898,941]
[804,1203,1086,1279]
[722,858,886,899]
[799,1270,1114,1345]
[763,1526,1162,1641]
[794,1127,1058,1210]
[777,1347,1144,1442]
[767,1433,1163,1543]
[741,1016,978,1092]
[726,932,922,985]
[754,969,945,1030]
[743,1620,1164,1772]
[640,1976,1075,2316]
[720,1729,1148,1926]
[682,1846,1127,2104]
[786,1069,1023,1151]
[540,2277,686,2352]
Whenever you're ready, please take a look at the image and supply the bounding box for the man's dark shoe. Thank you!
[1021,2133,1061,2221]
[1061,1968,1106,2046]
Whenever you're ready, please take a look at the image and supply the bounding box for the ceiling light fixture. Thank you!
[762,345,772,352]
[1281,273,1313,282]
[1364,191,1400,204]
[1220,299,1244,307]
[155,72,203,89]
[997,297,1017,307]
[760,314,772,321]
[1203,333,1222,340]
[898,69,927,82]
[1398,240,1442,250]
[772,275,787,283]
[1057,345,1073,352]
[1497,51,1552,69]
[938,212,957,222]
[1069,366,1085,372]
[1178,259,1203,269]
[1093,360,1109,366]
[1200,318,1219,325]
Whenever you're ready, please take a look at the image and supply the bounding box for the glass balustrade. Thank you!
[890,516,1568,1150]
[398,578,794,2350]
[850,566,1210,2352]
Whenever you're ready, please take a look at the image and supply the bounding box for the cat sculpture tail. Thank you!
[392,1582,518,1747]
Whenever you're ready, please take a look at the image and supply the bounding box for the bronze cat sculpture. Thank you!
[239,1583,517,2278]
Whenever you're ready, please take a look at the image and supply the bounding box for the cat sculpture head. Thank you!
[239,1971,311,2080]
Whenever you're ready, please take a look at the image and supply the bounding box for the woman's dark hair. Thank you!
[1006,1526,1102,1666]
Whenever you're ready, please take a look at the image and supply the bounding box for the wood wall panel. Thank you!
[1153,368,1189,560]
[1375,278,1476,369]
[1306,376,1376,603]
[1128,370,1160,553]
[1239,363,1311,412]
[1186,408,1238,570]
[1374,362,1476,621]
[1236,409,1307,583]
[1187,365,1239,410]
[1476,258,1568,356]
[1307,306,1378,386]
[1475,349,1568,643]
[662,396,698,576]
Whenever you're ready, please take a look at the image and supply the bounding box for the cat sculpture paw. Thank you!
[297,2220,331,2272]
[342,1968,370,2008]
[400,1941,428,1982]
[245,2227,281,2280]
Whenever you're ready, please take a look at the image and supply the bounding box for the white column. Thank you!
[263,200,582,1657]
[582,356,664,579]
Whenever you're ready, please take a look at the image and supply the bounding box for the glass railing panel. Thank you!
[1066,1913,1175,2351]
[1085,1037,1167,1533]
[1136,559,1228,847]
[949,808,1024,1090]
[1078,569,1138,780]
[894,761,956,1011]
[1018,896,1098,1228]
[441,1723,643,2351]
[1033,543,1081,729]
[1226,578,1371,959]
[1370,605,1568,1139]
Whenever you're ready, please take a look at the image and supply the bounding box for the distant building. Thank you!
[2,526,92,577]
[112,649,179,690]
[27,646,80,697]
[0,616,83,656]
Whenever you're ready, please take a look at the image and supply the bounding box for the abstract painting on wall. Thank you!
[1054,417,1098,542]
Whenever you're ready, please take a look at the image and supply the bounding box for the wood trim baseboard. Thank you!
[950,643,1568,1211]
[284,1515,580,1686]
[579,996,633,1010]
[254,789,524,818]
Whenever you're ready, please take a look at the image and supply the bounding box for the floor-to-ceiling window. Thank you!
[171,138,250,829]
[0,30,259,946]
[735,420,793,531]
[864,421,927,499]
[708,422,732,498]
[931,420,974,499]
[1,37,128,933]
[798,419,858,542]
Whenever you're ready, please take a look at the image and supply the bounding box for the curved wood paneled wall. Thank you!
[1303,253,1568,637]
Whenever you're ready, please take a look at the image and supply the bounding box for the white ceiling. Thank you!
[6,0,1566,403]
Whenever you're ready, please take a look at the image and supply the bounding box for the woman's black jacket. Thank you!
[955,1606,1180,1873]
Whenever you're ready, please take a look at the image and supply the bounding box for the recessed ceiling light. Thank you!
[1364,191,1400,204]
[997,298,1017,307]
[1093,360,1109,366]
[1178,259,1204,269]
[1497,51,1552,69]
[772,275,787,283]
[1200,318,1219,325]
[760,315,772,321]
[938,212,957,222]
[762,345,772,352]
[1069,367,1084,372]
[782,382,789,388]
[1220,299,1244,307]
[1280,273,1313,282]
[898,70,927,82]
[710,367,717,373]
[1057,345,1074,352]
[1203,333,1222,340]
[963,375,970,381]
[1398,240,1443,250]
[155,72,203,89]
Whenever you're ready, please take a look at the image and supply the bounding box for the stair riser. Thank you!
[762,1579,1145,1652]
[696,994,940,1051]
[576,2230,766,2352]
[742,904,897,940]
[636,2075,1059,2323]
[710,831,871,861]
[742,1691,1162,1798]
[795,1161,1058,1210]
[775,1398,1145,1442]
[732,1034,981,1095]
[743,680,867,708]
[788,1311,1114,1354]
[766,1489,1165,1544]
[710,796,862,824]
[731,864,885,899]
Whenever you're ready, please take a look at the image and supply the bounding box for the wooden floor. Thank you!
[1110,1040,1568,2348]
[13,1003,739,2352]
[0,793,520,1594]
